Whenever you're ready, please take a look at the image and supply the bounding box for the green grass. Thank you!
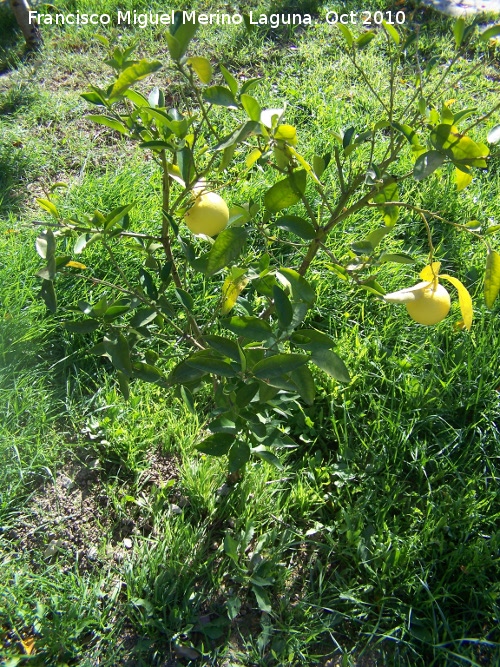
[1,1,500,665]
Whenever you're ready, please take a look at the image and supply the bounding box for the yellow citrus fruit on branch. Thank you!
[385,280,451,325]
[184,192,229,237]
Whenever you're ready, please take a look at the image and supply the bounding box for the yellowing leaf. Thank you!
[288,147,321,184]
[21,636,36,655]
[65,261,87,269]
[186,56,213,84]
[221,274,249,315]
[274,124,298,145]
[456,168,472,192]
[419,262,441,281]
[440,274,473,330]
[484,249,500,309]
[246,148,262,168]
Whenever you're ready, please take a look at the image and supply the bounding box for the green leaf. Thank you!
[104,203,135,231]
[480,24,500,42]
[130,307,157,328]
[453,17,466,48]
[132,362,165,383]
[290,363,315,405]
[223,316,273,341]
[264,170,307,212]
[228,440,251,472]
[139,141,172,151]
[291,328,335,350]
[379,252,415,264]
[196,433,234,456]
[175,288,194,312]
[382,20,400,45]
[487,125,500,145]
[64,319,100,334]
[273,285,293,328]
[224,533,240,562]
[180,385,196,414]
[186,354,236,377]
[216,121,260,151]
[86,115,129,135]
[186,56,212,84]
[139,268,158,300]
[456,168,473,192]
[252,585,272,613]
[36,198,59,219]
[108,60,162,100]
[116,370,130,400]
[276,268,315,305]
[36,257,56,280]
[252,446,283,469]
[36,230,56,259]
[81,91,106,106]
[204,335,241,361]
[274,215,316,240]
[220,64,238,96]
[337,24,354,47]
[170,13,198,59]
[311,348,350,383]
[413,150,446,180]
[169,359,207,384]
[484,249,500,309]
[203,86,238,108]
[372,181,399,226]
[193,228,248,276]
[240,94,261,122]
[40,279,57,313]
[235,381,260,408]
[253,354,309,380]
[104,333,133,377]
[356,30,376,49]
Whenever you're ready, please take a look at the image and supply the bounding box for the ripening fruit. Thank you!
[184,192,229,237]
[385,279,451,325]
[405,281,451,325]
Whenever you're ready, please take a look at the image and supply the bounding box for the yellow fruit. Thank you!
[184,191,229,237]
[405,281,451,325]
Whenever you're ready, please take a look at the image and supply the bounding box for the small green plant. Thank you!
[33,14,500,475]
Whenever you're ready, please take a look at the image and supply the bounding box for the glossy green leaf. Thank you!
[175,288,194,311]
[273,285,293,328]
[81,91,106,106]
[196,433,234,456]
[311,348,350,383]
[104,203,135,231]
[170,14,198,59]
[220,64,238,96]
[216,121,260,151]
[274,215,316,240]
[132,362,165,383]
[108,60,162,100]
[240,94,261,121]
[291,328,335,350]
[235,381,260,408]
[253,354,308,380]
[264,170,307,212]
[139,268,158,300]
[356,31,376,48]
[290,363,315,405]
[276,268,315,305]
[186,354,236,377]
[130,307,157,328]
[484,249,500,309]
[193,228,248,276]
[382,20,400,45]
[413,150,446,180]
[223,316,273,341]
[86,115,129,134]
[104,333,133,377]
[337,24,354,47]
[204,335,240,361]
[252,585,272,613]
[379,252,415,264]
[169,359,207,384]
[203,85,238,108]
[252,446,283,469]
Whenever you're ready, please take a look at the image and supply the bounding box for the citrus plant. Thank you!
[33,14,500,475]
